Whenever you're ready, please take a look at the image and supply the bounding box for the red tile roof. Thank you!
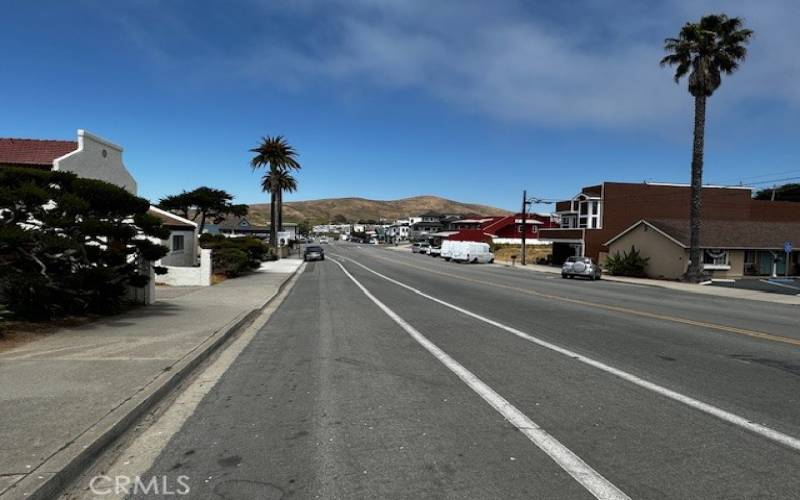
[0,138,77,167]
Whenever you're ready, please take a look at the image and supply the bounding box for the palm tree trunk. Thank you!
[270,191,277,252]
[277,189,283,232]
[686,95,706,283]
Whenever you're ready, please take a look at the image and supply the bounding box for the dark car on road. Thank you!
[304,245,325,261]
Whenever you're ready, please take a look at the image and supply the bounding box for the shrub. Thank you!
[212,248,253,277]
[199,234,271,276]
[0,167,169,319]
[605,245,650,277]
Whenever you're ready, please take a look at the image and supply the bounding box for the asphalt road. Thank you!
[135,243,800,499]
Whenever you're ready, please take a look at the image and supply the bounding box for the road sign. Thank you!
[785,241,793,254]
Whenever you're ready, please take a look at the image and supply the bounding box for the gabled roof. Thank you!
[148,206,197,230]
[216,216,270,231]
[606,218,800,250]
[0,138,77,167]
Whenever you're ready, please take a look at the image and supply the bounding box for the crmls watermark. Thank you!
[89,475,190,496]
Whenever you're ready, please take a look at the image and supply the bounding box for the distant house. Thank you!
[410,212,446,240]
[207,216,298,243]
[207,216,270,238]
[385,223,410,242]
[443,213,558,245]
[148,207,198,267]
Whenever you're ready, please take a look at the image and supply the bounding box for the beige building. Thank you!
[606,219,800,280]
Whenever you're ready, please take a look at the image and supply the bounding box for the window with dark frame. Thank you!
[172,234,185,252]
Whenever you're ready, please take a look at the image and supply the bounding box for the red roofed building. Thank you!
[443,213,558,244]
[0,129,137,193]
[0,138,78,168]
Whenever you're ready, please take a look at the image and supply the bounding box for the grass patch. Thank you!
[493,244,552,264]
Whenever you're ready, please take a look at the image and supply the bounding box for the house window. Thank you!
[703,249,729,267]
[577,200,601,229]
[172,234,185,252]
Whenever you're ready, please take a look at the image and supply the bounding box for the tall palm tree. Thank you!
[661,14,752,282]
[249,136,301,249]
[260,168,298,237]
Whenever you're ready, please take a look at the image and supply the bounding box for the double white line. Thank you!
[329,257,630,500]
[330,254,800,499]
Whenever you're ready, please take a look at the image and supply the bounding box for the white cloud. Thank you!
[109,0,800,128]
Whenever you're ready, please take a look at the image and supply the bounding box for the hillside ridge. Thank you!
[246,195,511,224]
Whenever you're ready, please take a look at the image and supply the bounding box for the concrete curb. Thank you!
[4,264,303,500]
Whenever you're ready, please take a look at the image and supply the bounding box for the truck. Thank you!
[448,241,494,264]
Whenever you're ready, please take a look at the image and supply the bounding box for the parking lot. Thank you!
[711,277,800,296]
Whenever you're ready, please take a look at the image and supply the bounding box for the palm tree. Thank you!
[249,136,301,249]
[660,14,752,282]
[260,168,298,237]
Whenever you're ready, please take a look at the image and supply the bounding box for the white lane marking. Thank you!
[334,254,800,454]
[329,257,629,500]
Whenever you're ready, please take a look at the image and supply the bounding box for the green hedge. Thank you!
[0,167,168,319]
[199,234,273,277]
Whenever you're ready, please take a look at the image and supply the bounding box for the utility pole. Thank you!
[521,189,528,266]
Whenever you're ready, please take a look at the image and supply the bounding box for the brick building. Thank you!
[540,182,800,276]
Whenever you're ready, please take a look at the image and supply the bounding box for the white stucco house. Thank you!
[54,130,138,193]
[0,129,208,294]
[0,130,190,255]
[0,129,137,193]
[148,206,199,267]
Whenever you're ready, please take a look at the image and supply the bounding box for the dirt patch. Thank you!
[494,244,552,264]
[0,315,99,353]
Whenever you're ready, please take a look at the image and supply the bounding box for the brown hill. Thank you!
[247,195,511,224]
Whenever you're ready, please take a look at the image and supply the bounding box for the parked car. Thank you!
[561,256,601,280]
[451,241,494,264]
[412,242,430,254]
[319,237,329,244]
[429,246,441,257]
[303,245,325,261]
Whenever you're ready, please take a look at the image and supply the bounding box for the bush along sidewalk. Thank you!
[605,245,650,277]
[199,234,275,277]
[0,167,169,320]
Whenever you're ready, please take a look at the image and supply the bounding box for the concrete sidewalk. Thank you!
[0,259,303,499]
[494,261,800,306]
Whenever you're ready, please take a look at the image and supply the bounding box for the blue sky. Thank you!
[2,0,799,212]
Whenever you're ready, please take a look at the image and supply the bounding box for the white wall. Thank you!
[159,228,198,267]
[54,130,137,194]
[156,249,212,287]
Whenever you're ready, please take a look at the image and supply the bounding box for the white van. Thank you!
[441,240,456,261]
[450,241,494,264]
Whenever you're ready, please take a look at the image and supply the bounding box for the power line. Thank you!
[711,169,800,186]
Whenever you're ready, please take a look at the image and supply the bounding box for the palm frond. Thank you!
[661,13,751,96]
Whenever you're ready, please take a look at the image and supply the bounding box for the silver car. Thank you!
[562,256,602,280]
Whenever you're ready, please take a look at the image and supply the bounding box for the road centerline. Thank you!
[328,257,630,500]
[349,248,800,348]
[331,252,800,455]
